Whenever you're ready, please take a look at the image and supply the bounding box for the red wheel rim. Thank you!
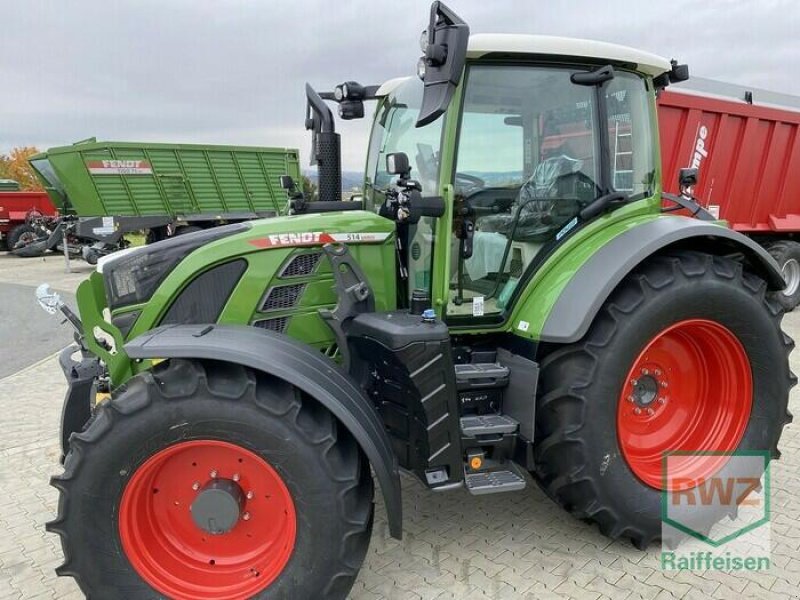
[617,319,752,490]
[119,440,296,600]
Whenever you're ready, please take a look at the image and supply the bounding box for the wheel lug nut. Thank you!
[192,481,200,491]
[658,397,666,404]
[642,368,649,375]
[246,491,254,499]
[631,379,638,386]
[634,407,642,415]
[628,395,635,403]
[242,512,251,521]
[209,470,218,479]
[654,369,661,377]
[661,381,668,389]
[646,408,654,416]
[232,473,240,482]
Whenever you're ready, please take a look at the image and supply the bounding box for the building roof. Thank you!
[467,33,672,77]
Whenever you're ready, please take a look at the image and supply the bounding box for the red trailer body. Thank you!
[0,191,58,248]
[658,79,800,308]
[658,86,800,232]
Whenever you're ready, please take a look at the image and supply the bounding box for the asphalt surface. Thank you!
[0,283,75,378]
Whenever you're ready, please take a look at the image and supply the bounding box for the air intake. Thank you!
[252,317,290,333]
[260,284,306,311]
[280,251,322,278]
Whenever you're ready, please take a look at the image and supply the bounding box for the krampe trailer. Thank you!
[28,140,301,261]
[0,185,57,249]
[659,80,800,309]
[43,3,793,599]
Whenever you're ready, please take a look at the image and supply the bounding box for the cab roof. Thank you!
[376,34,672,97]
[467,33,672,77]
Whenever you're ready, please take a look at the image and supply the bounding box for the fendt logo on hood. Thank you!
[690,125,710,170]
[248,231,390,249]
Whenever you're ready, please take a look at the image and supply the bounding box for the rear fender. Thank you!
[532,216,784,344]
[124,323,403,539]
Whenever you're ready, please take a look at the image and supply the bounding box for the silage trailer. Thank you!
[28,139,301,261]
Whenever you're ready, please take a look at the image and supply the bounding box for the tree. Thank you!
[0,146,44,191]
[301,175,317,200]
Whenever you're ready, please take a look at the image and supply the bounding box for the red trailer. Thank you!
[0,189,58,250]
[658,78,800,308]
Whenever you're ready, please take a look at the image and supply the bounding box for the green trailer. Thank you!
[27,139,300,257]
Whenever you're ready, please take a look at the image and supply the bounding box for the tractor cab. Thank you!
[363,34,669,324]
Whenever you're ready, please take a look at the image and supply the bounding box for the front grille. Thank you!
[280,251,322,278]
[160,260,247,326]
[260,283,305,311]
[252,316,289,333]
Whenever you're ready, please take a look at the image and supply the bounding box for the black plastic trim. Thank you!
[540,217,786,343]
[124,324,403,539]
[58,345,104,461]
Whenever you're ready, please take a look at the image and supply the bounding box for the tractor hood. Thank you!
[94,210,397,349]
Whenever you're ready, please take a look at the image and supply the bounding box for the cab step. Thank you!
[460,413,519,436]
[464,461,527,495]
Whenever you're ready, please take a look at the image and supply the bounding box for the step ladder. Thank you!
[463,458,527,495]
[460,411,527,495]
[613,121,634,192]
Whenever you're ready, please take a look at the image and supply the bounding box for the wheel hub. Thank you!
[190,478,245,535]
[631,374,658,406]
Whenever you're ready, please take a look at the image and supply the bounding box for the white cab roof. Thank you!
[467,33,671,77]
[376,34,672,97]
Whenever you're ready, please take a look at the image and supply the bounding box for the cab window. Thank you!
[448,64,599,318]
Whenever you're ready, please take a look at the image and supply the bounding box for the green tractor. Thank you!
[45,3,793,598]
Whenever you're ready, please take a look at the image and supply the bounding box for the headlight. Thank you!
[103,222,250,310]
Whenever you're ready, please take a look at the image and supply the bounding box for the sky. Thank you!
[2,0,798,171]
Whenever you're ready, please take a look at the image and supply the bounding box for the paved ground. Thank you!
[1,251,800,599]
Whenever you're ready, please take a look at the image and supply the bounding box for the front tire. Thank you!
[534,251,794,547]
[48,359,374,599]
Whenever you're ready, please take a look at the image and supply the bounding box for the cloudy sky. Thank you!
[2,0,797,170]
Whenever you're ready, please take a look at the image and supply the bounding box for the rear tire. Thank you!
[533,251,794,548]
[48,359,374,599]
[767,240,800,310]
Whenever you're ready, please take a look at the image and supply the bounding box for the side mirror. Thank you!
[679,167,698,196]
[416,2,470,127]
[386,152,411,178]
[669,61,690,84]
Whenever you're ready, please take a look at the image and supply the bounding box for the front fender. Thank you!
[124,323,403,539]
[529,216,783,344]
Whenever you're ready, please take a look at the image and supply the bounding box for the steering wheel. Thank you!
[455,172,486,192]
